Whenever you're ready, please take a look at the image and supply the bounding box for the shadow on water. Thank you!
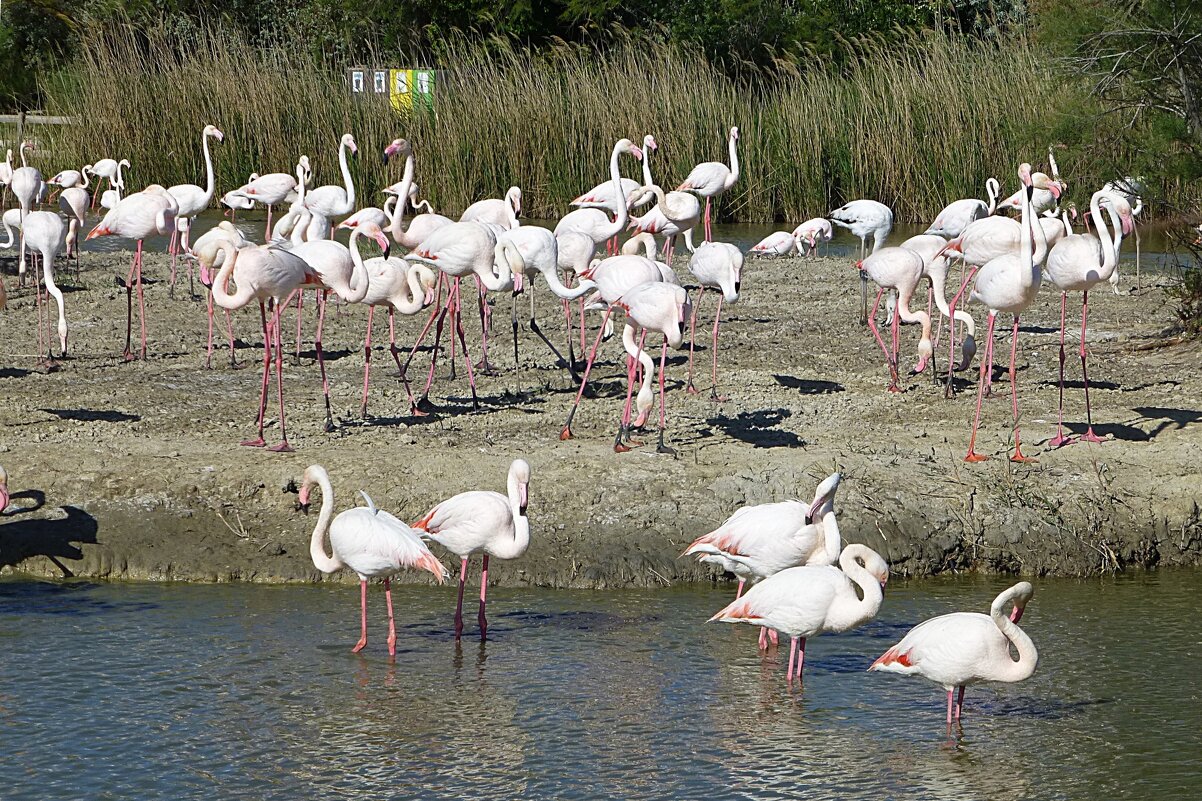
[703,408,805,449]
[40,408,140,423]
[0,504,99,578]
[773,374,845,395]
[0,580,159,616]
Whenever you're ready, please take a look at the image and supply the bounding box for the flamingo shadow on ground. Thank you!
[0,368,34,379]
[773,375,845,395]
[1,489,46,517]
[0,505,99,578]
[1131,406,1202,438]
[40,408,139,423]
[701,409,805,449]
[1039,379,1121,391]
[1017,324,1059,335]
[297,347,354,362]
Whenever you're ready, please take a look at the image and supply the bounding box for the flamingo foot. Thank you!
[656,430,676,455]
[409,405,430,418]
[1009,449,1038,464]
[1079,428,1105,444]
[267,441,295,453]
[686,381,700,395]
[323,417,335,433]
[964,450,989,463]
[240,438,267,448]
[559,426,573,441]
[1047,433,1075,449]
[474,358,500,376]
[123,349,137,362]
[351,636,367,654]
[887,383,902,393]
[710,390,729,403]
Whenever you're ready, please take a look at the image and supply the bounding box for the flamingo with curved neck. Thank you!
[303,133,357,221]
[554,138,643,249]
[383,139,454,248]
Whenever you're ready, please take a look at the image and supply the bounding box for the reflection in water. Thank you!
[0,573,1199,799]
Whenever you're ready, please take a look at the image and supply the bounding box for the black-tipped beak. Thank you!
[383,151,391,165]
[734,281,741,294]
[383,245,391,260]
[295,502,310,515]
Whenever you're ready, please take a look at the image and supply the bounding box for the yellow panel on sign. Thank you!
[389,69,414,111]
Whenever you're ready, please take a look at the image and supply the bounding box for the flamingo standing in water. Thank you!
[830,199,894,324]
[857,247,933,392]
[208,238,319,451]
[86,188,179,360]
[925,178,1000,239]
[685,241,741,400]
[300,464,448,656]
[677,126,740,241]
[710,544,889,685]
[85,157,129,209]
[413,458,531,640]
[1045,190,1133,447]
[870,582,1038,726]
[954,164,1045,463]
[167,124,224,295]
[685,472,843,648]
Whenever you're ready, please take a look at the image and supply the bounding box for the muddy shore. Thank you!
[2,246,1200,587]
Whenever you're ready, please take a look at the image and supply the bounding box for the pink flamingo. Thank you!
[750,230,797,257]
[191,221,251,369]
[303,133,358,221]
[58,187,88,268]
[209,238,319,451]
[953,164,1046,463]
[84,157,129,209]
[572,134,658,211]
[86,187,178,360]
[383,139,454,249]
[300,464,448,656]
[897,234,977,389]
[242,161,303,240]
[830,199,894,323]
[555,139,644,250]
[627,184,701,264]
[413,459,531,640]
[19,211,68,365]
[685,241,741,400]
[461,186,522,230]
[710,544,889,686]
[677,126,740,241]
[1045,190,1133,447]
[792,218,833,256]
[924,178,1000,239]
[685,472,842,648]
[857,247,933,392]
[166,124,224,295]
[870,582,1037,726]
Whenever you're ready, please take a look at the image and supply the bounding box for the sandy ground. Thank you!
[1,245,1200,588]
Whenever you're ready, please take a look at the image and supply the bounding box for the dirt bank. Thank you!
[2,247,1200,587]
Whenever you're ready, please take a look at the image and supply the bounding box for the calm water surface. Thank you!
[1,571,1199,800]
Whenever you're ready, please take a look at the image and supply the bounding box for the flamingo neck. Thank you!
[725,132,740,188]
[210,239,254,310]
[344,228,371,303]
[985,177,999,214]
[602,142,629,238]
[388,152,417,240]
[1090,191,1118,279]
[337,139,355,208]
[832,546,885,628]
[492,468,530,561]
[394,264,430,314]
[641,140,655,188]
[305,467,344,574]
[201,132,216,203]
[990,588,1039,681]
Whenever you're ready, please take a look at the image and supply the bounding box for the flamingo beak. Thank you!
[1010,604,1025,623]
[85,225,106,240]
[519,483,528,515]
[375,231,390,251]
[1048,182,1063,199]
[631,146,644,161]
[423,288,436,306]
[1122,214,1134,236]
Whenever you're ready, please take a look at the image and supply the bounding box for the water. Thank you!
[1,571,1198,799]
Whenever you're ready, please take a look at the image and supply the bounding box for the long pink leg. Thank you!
[965,312,997,462]
[314,290,334,431]
[735,579,745,599]
[240,301,272,447]
[386,307,418,409]
[946,689,955,725]
[759,626,769,650]
[452,280,481,410]
[866,287,900,390]
[890,292,901,378]
[685,287,703,394]
[135,242,148,359]
[704,198,713,241]
[168,228,179,296]
[352,579,368,653]
[294,290,305,359]
[794,637,807,682]
[655,340,674,454]
[561,296,579,379]
[264,205,273,242]
[206,292,216,369]
[786,636,799,682]
[384,577,397,656]
[1049,291,1073,448]
[225,311,237,367]
[560,306,615,439]
[1008,314,1035,463]
[267,293,296,452]
[361,304,375,418]
[122,245,138,359]
[453,557,468,640]
[1078,291,1105,443]
[579,297,587,354]
[944,264,980,398]
[710,294,727,401]
[418,290,453,407]
[478,554,489,639]
[615,329,648,451]
[402,272,444,376]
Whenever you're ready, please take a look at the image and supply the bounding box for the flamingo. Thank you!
[870,582,1038,726]
[555,139,644,247]
[608,281,691,453]
[167,124,225,295]
[677,126,740,241]
[857,247,933,392]
[830,199,894,324]
[58,187,89,267]
[620,233,681,283]
[300,464,448,656]
[350,241,438,419]
[627,184,701,264]
[208,237,319,451]
[47,167,89,199]
[303,133,358,222]
[220,188,255,220]
[954,164,1046,463]
[572,134,658,212]
[288,224,378,431]
[1101,177,1144,292]
[10,141,43,285]
[461,186,522,230]
[85,157,129,209]
[684,241,741,400]
[412,458,531,640]
[243,160,305,239]
[750,231,797,257]
[18,211,68,365]
[793,218,833,256]
[924,178,1000,239]
[1037,203,1076,254]
[710,544,889,685]
[898,234,977,386]
[1045,190,1133,447]
[86,188,179,360]
[190,221,251,369]
[382,139,454,249]
[404,222,521,412]
[685,472,842,648]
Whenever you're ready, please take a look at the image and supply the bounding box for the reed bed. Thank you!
[36,24,1171,222]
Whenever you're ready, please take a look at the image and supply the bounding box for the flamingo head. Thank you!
[510,459,531,515]
[806,472,842,523]
[358,220,392,255]
[85,223,110,241]
[643,134,658,152]
[506,186,522,217]
[1032,171,1062,199]
[1018,162,1033,188]
[1008,581,1035,623]
[342,133,358,155]
[383,138,409,164]
[204,125,225,142]
[730,126,740,142]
